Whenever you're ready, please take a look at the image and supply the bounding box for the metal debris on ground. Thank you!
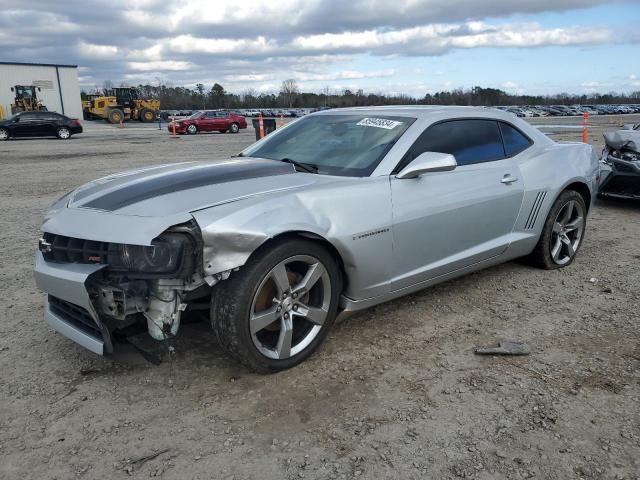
[474,340,530,356]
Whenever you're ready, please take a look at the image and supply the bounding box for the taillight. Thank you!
[71,119,81,126]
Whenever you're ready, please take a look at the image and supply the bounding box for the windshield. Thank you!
[188,111,205,119]
[242,114,415,176]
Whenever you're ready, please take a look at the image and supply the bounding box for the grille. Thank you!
[48,296,102,338]
[40,232,109,264]
[601,176,640,198]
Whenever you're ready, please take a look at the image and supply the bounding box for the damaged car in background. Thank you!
[599,124,640,200]
[35,107,598,372]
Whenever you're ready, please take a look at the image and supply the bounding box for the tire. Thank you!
[186,124,198,135]
[0,128,8,141]
[229,123,240,133]
[527,190,587,269]
[139,108,155,123]
[211,238,342,372]
[56,127,71,140]
[107,108,124,124]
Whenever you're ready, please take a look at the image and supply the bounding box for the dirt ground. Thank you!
[0,114,639,480]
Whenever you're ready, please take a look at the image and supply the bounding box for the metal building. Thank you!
[0,61,82,119]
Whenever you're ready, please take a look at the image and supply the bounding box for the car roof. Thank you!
[314,105,518,121]
[313,105,536,124]
[312,105,553,146]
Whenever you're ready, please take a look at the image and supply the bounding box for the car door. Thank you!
[389,118,524,290]
[215,111,230,131]
[39,113,61,136]
[12,112,44,137]
[199,111,217,132]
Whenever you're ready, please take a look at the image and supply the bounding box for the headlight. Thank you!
[108,233,189,274]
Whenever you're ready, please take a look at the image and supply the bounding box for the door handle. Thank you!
[501,174,519,185]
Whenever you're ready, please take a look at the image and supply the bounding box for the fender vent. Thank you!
[524,191,547,230]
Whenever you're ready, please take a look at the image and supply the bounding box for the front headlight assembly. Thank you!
[108,233,194,276]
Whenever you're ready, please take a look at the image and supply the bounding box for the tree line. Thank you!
[82,81,640,110]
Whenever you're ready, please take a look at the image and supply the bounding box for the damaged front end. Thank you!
[35,221,214,355]
[599,127,640,200]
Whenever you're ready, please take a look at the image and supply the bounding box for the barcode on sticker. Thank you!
[356,118,402,129]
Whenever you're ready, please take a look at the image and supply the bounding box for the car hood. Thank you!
[604,130,640,153]
[64,157,322,217]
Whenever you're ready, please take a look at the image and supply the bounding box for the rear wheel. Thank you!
[107,108,124,124]
[0,128,8,141]
[211,238,342,372]
[528,190,586,269]
[229,123,240,133]
[56,127,71,140]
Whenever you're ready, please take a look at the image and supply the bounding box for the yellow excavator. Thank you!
[82,87,159,124]
[11,85,47,113]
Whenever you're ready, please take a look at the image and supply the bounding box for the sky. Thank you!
[1,0,639,97]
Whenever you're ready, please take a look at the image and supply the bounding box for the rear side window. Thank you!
[499,122,532,156]
[405,119,505,167]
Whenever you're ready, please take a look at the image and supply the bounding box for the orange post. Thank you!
[280,113,284,128]
[172,115,177,139]
[258,112,265,139]
[582,112,589,143]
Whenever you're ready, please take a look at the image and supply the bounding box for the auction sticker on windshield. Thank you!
[356,118,403,129]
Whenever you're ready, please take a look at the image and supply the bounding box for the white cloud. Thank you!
[128,60,192,71]
[77,40,118,58]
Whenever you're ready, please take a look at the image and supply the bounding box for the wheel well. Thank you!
[563,182,591,211]
[262,231,348,291]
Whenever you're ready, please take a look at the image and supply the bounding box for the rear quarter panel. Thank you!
[508,141,597,256]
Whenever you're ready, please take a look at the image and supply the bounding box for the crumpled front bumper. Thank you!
[34,252,110,355]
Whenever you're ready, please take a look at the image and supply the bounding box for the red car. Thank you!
[168,111,247,135]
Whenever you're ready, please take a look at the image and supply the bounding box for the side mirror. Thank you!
[10,87,14,92]
[396,152,457,179]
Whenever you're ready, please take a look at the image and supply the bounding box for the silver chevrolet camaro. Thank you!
[35,107,599,371]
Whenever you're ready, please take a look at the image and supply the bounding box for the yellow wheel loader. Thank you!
[11,85,47,113]
[81,88,159,124]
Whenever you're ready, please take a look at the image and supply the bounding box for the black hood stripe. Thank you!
[81,159,294,212]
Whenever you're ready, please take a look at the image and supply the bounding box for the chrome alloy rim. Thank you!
[58,128,70,139]
[550,200,585,265]
[0,129,7,140]
[187,124,197,134]
[250,255,331,360]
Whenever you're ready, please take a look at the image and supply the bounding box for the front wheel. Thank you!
[56,127,71,139]
[186,124,198,135]
[211,238,342,372]
[0,128,8,141]
[140,108,155,122]
[528,190,587,269]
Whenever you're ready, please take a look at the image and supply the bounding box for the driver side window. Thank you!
[397,119,506,172]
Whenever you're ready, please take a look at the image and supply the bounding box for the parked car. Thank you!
[0,111,82,140]
[599,127,640,200]
[167,110,247,134]
[35,107,597,371]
